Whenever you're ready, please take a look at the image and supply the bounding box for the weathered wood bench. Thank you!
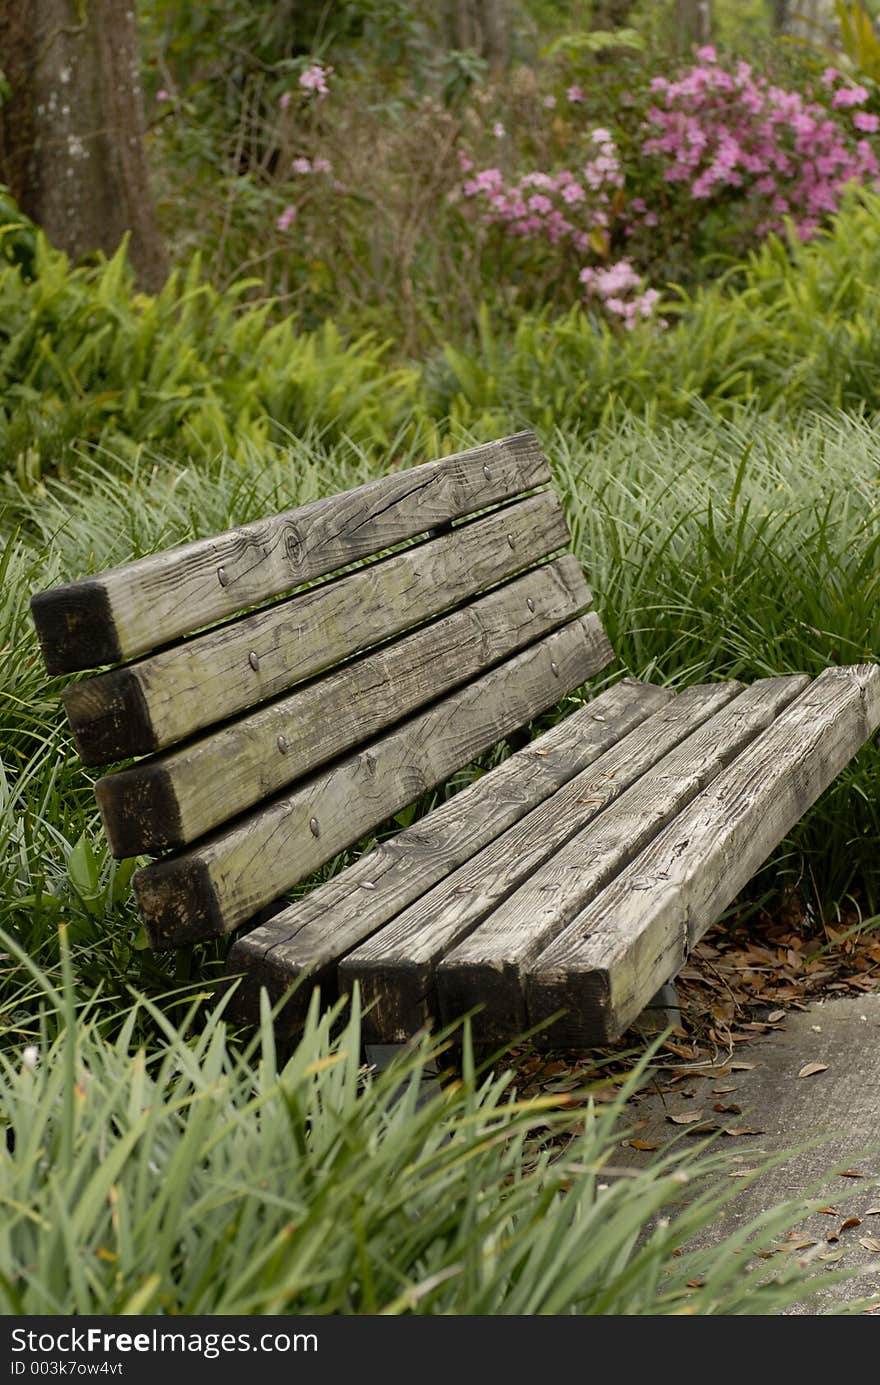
[30,432,880,1046]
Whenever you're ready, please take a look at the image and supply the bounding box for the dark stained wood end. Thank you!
[95,762,183,857]
[30,581,120,675]
[62,666,156,765]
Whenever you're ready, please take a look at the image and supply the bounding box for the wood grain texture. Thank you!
[526,665,880,1047]
[341,681,746,1043]
[134,613,615,948]
[63,489,571,764]
[95,557,593,856]
[225,678,670,1029]
[434,675,807,1043]
[30,431,549,674]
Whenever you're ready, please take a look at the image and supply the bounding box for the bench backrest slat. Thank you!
[31,432,549,673]
[61,489,570,764]
[95,555,593,856]
[29,432,616,950]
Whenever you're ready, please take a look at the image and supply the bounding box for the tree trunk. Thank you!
[590,0,638,27]
[441,0,511,72]
[0,0,167,290]
[770,0,790,32]
[673,0,714,51]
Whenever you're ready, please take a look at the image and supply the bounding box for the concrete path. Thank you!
[623,992,880,1312]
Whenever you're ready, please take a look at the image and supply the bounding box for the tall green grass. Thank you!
[0,935,865,1316]
[2,410,878,1029]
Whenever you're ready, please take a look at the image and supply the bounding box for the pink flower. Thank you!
[854,111,880,132]
[543,94,557,109]
[528,193,552,214]
[299,63,333,98]
[313,157,333,173]
[156,88,171,103]
[821,67,840,87]
[567,85,585,103]
[493,121,505,138]
[292,157,312,174]
[591,127,612,144]
[458,150,474,172]
[279,91,292,110]
[696,46,717,64]
[561,182,585,204]
[832,85,869,108]
[276,205,297,231]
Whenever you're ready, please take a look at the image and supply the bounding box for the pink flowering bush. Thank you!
[643,48,880,242]
[460,129,659,327]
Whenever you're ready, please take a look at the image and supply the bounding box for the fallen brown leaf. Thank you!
[839,1170,866,1179]
[839,1217,862,1232]
[712,1085,737,1094]
[797,1062,829,1078]
[865,1207,880,1216]
[859,1237,880,1252]
[767,1009,785,1023]
[628,1138,659,1151]
[729,1061,755,1071]
[722,1126,764,1137]
[667,1112,704,1125]
[712,1102,742,1115]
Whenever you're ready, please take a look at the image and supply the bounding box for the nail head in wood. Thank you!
[277,735,289,754]
[507,534,516,549]
[526,597,535,613]
[483,465,492,480]
[248,651,260,672]
[309,817,320,837]
[551,660,559,677]
[217,567,229,586]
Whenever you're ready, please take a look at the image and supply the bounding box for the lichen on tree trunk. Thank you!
[0,0,167,291]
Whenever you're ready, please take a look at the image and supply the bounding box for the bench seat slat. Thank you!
[95,556,593,856]
[225,678,671,1028]
[134,613,614,948]
[433,674,808,1043]
[525,664,880,1046]
[31,432,549,673]
[339,681,749,1042]
[63,489,570,764]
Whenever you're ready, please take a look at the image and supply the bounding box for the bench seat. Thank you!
[231,665,879,1045]
[29,432,880,1047]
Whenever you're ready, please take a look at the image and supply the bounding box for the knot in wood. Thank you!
[482,464,492,480]
[217,566,229,586]
[284,527,303,569]
[550,660,559,677]
[248,651,260,672]
[277,735,289,754]
[309,817,320,838]
[526,597,535,613]
[507,534,516,549]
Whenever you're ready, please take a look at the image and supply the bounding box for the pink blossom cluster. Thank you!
[292,156,333,175]
[299,63,333,98]
[461,129,660,324]
[462,129,624,253]
[643,48,880,240]
[579,261,660,328]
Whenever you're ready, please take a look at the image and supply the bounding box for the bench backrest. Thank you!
[30,432,614,948]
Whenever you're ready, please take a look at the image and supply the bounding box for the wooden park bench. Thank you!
[30,432,880,1047]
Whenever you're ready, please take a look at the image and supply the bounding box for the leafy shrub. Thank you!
[0,219,419,477]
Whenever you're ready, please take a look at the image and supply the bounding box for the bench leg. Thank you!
[633,981,681,1035]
